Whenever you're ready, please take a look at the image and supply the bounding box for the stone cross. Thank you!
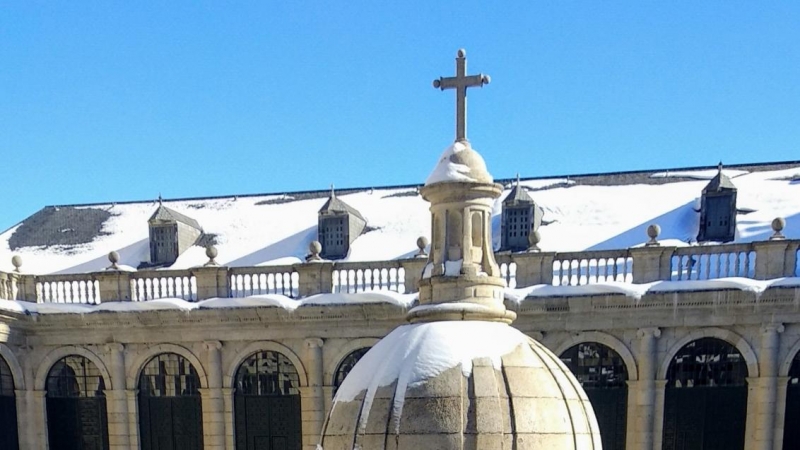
[433,49,491,142]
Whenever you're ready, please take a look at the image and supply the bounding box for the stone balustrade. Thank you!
[2,236,799,304]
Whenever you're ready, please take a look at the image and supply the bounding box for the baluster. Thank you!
[715,254,722,279]
[280,273,287,296]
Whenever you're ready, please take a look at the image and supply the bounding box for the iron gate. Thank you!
[662,338,748,450]
[560,342,628,450]
[138,353,204,450]
[0,356,18,450]
[234,351,302,450]
[782,351,800,448]
[45,355,109,450]
[138,395,203,450]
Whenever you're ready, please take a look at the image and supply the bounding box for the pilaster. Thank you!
[634,327,661,450]
[652,380,667,450]
[203,340,225,449]
[105,343,130,448]
[126,389,140,450]
[222,387,235,450]
[752,323,784,450]
[774,376,791,450]
[303,338,325,450]
[33,389,48,449]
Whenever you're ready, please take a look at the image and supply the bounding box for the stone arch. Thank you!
[325,338,380,385]
[657,327,759,380]
[35,345,114,390]
[553,331,639,381]
[225,341,308,389]
[0,343,24,390]
[779,337,800,377]
[127,343,208,390]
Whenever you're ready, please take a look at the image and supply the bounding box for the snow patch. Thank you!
[425,142,477,185]
[332,321,530,431]
[650,169,749,180]
[444,259,462,276]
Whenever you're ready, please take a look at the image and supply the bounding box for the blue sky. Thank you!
[1,2,799,232]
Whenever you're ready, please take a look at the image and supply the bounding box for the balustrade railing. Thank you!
[3,237,798,304]
[552,250,632,286]
[36,275,100,304]
[670,244,755,281]
[229,266,299,298]
[130,270,196,301]
[332,262,405,294]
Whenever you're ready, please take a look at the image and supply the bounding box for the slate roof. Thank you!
[703,167,737,193]
[318,194,366,221]
[148,205,202,230]
[503,180,535,205]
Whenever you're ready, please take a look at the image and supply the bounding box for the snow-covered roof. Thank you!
[2,161,800,275]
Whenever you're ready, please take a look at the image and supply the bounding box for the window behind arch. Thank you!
[0,356,13,397]
[138,353,200,397]
[560,342,628,389]
[234,351,299,396]
[46,355,106,398]
[333,347,370,395]
[666,338,747,388]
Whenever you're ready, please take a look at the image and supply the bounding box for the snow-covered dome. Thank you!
[319,321,601,449]
[425,140,493,186]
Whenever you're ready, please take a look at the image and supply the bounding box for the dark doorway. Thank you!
[138,353,203,450]
[45,355,109,450]
[0,356,19,449]
[560,342,628,450]
[783,351,800,448]
[332,347,369,397]
[662,338,748,450]
[234,351,302,450]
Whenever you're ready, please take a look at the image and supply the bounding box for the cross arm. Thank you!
[433,74,491,90]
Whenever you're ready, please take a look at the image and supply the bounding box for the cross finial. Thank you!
[433,49,491,143]
[330,184,335,198]
[158,193,163,206]
[516,173,521,186]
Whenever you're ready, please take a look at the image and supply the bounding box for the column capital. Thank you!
[204,340,223,351]
[125,389,139,400]
[305,338,324,349]
[762,323,785,334]
[637,327,662,339]
[104,343,125,353]
[655,379,668,388]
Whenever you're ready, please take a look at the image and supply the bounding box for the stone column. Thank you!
[774,376,790,450]
[222,387,235,450]
[14,389,30,449]
[126,390,140,450]
[33,389,48,449]
[751,323,784,450]
[652,380,667,450]
[301,338,325,450]
[202,340,226,449]
[634,327,661,450]
[105,344,131,449]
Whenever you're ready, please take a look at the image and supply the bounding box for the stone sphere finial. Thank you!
[107,251,120,270]
[306,241,322,262]
[204,245,218,266]
[457,48,466,58]
[646,224,661,246]
[528,230,541,252]
[416,236,429,257]
[770,217,786,240]
[11,255,21,273]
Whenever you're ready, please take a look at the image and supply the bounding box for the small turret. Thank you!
[501,174,544,251]
[698,162,737,243]
[317,186,366,259]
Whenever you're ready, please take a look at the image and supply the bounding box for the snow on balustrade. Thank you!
[332,262,405,294]
[670,244,755,281]
[228,266,298,298]
[130,271,196,302]
[552,250,632,286]
[36,276,100,304]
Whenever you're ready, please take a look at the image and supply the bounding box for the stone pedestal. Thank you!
[512,252,555,286]
[754,240,795,279]
[630,246,674,283]
[193,267,230,300]
[294,263,333,297]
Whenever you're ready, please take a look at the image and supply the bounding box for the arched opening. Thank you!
[662,338,748,450]
[560,342,628,450]
[45,355,109,450]
[234,350,302,450]
[137,353,203,450]
[783,350,800,447]
[0,356,19,449]
[333,347,370,397]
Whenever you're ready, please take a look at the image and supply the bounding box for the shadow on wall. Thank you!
[56,238,150,275]
[588,201,699,251]
[226,225,317,267]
